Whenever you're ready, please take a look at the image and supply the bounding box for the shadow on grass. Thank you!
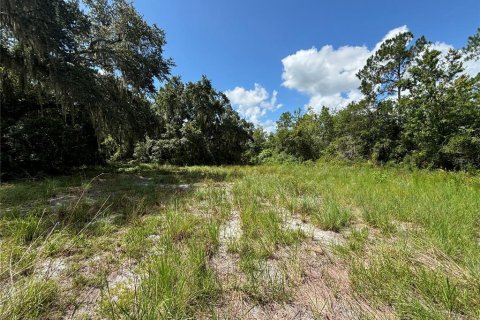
[0,163,242,244]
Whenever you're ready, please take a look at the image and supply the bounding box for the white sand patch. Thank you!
[285,216,345,246]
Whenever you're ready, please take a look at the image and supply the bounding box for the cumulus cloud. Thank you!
[281,26,410,111]
[425,42,480,77]
[224,83,282,131]
[260,119,277,133]
[281,25,480,111]
[465,59,480,77]
[282,45,370,97]
[307,90,364,111]
[373,25,410,52]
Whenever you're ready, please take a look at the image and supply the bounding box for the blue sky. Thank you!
[133,0,480,131]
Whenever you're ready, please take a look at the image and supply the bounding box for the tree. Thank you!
[354,32,427,163]
[1,0,172,175]
[1,0,172,96]
[402,47,480,168]
[288,111,321,161]
[317,106,335,152]
[464,27,480,61]
[0,69,101,177]
[134,76,253,165]
[268,107,333,161]
[328,100,375,160]
[242,127,268,164]
[260,30,480,169]
[357,32,427,105]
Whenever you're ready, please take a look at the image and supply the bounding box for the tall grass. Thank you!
[231,175,304,303]
[101,198,224,319]
[227,163,479,317]
[1,163,478,318]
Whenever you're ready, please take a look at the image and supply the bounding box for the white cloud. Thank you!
[260,119,277,133]
[307,90,364,111]
[281,27,480,113]
[426,42,480,77]
[430,41,453,54]
[224,83,282,131]
[465,59,480,77]
[282,45,370,97]
[373,25,410,52]
[281,25,410,111]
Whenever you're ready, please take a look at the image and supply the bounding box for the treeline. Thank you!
[1,1,479,179]
[133,76,252,165]
[0,0,253,179]
[247,31,480,170]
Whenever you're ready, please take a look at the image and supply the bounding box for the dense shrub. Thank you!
[1,110,101,179]
[132,77,253,166]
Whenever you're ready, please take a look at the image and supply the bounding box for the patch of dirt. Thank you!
[285,215,345,246]
[210,198,394,320]
[210,206,243,285]
[62,257,139,320]
[107,265,138,291]
[157,183,191,190]
[32,254,104,319]
[62,287,102,320]
[208,185,259,318]
[35,257,69,279]
[291,241,394,319]
[48,195,80,207]
[147,234,161,242]
[211,239,395,319]
[212,292,315,320]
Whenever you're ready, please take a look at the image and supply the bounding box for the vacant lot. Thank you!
[0,163,479,319]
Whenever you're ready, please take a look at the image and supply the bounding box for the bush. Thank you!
[1,111,101,179]
[441,132,480,170]
[133,136,197,165]
[256,149,301,165]
[326,136,364,161]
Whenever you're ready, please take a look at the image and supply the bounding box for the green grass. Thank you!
[101,210,220,319]
[312,197,352,231]
[350,246,480,319]
[0,162,479,319]
[232,175,305,303]
[0,278,58,320]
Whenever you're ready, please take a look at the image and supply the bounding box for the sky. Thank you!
[133,0,480,131]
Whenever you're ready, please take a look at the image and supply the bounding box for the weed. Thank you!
[0,163,478,319]
[313,198,352,231]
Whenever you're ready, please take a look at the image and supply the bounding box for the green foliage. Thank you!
[0,279,58,320]
[260,30,480,170]
[1,105,101,177]
[464,27,480,61]
[401,49,480,169]
[242,127,269,163]
[357,31,427,104]
[0,71,102,177]
[441,131,480,169]
[313,198,352,232]
[2,1,479,179]
[1,0,172,96]
[134,76,253,165]
[1,0,171,176]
